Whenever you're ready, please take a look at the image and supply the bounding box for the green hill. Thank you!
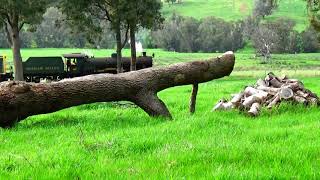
[162,0,310,31]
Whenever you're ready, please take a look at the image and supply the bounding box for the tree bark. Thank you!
[116,27,123,74]
[4,22,12,47]
[130,26,137,71]
[189,83,199,114]
[11,16,24,81]
[0,52,235,127]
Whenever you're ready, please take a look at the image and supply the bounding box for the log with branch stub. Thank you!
[212,72,319,117]
[0,52,235,127]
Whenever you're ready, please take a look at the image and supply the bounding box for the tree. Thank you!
[0,26,9,48]
[152,14,183,52]
[307,0,320,31]
[197,17,243,53]
[0,52,235,127]
[251,18,303,61]
[124,0,164,71]
[251,24,277,62]
[301,26,320,52]
[34,7,67,48]
[0,0,50,80]
[178,17,200,52]
[253,0,278,18]
[152,15,245,53]
[60,0,131,73]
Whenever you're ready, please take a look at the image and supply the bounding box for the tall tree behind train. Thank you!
[307,0,320,32]
[0,0,50,81]
[125,0,164,71]
[59,0,130,73]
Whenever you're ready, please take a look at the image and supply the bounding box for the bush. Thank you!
[152,15,245,53]
[251,18,310,60]
[253,0,278,18]
[301,27,320,53]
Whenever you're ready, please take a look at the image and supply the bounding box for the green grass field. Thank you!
[2,48,320,76]
[0,48,320,178]
[162,0,310,31]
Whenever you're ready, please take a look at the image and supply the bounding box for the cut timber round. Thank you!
[280,87,294,100]
[244,87,260,96]
[256,86,280,95]
[269,78,283,88]
[267,93,281,109]
[248,103,261,117]
[243,95,260,108]
[256,79,267,87]
[230,93,244,107]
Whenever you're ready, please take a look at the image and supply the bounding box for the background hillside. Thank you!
[162,0,309,31]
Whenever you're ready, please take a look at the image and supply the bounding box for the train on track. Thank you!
[0,52,153,83]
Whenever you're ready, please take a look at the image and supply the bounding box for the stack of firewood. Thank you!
[212,73,319,116]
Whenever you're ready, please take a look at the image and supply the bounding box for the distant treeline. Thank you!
[152,14,320,53]
[0,7,319,54]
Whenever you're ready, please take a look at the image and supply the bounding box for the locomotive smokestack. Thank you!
[143,52,147,57]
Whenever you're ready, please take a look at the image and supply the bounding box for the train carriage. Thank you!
[0,52,153,83]
[23,57,65,82]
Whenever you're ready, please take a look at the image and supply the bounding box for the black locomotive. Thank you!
[0,52,153,83]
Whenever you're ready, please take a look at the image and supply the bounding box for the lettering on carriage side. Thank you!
[26,66,60,71]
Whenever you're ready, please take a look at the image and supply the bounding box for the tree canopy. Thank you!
[307,0,320,31]
[0,0,51,80]
[59,0,163,72]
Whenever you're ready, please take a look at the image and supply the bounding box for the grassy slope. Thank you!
[162,0,310,31]
[0,49,319,178]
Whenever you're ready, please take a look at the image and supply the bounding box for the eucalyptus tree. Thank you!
[253,0,279,18]
[60,0,130,73]
[125,0,163,71]
[60,0,163,72]
[0,0,51,80]
[307,0,320,31]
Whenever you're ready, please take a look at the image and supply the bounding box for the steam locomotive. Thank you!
[0,52,153,83]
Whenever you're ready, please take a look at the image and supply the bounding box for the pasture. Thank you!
[162,0,309,31]
[0,48,320,178]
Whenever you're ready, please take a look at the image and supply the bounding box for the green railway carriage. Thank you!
[0,52,153,83]
[23,57,65,82]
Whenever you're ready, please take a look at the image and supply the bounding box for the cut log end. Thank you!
[248,103,261,117]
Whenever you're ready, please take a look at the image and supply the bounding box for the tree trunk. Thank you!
[189,83,199,114]
[116,27,123,73]
[130,27,137,71]
[11,21,24,81]
[0,52,235,127]
[4,22,12,47]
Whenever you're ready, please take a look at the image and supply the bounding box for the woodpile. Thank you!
[212,73,319,116]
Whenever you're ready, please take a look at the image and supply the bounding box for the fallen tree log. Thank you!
[0,52,235,127]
